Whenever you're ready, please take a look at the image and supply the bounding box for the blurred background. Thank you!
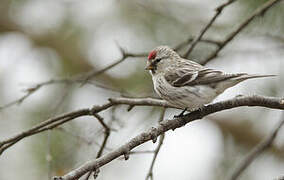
[0,0,283,179]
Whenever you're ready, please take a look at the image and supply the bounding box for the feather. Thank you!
[165,67,275,88]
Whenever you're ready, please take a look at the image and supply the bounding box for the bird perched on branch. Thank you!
[145,46,275,117]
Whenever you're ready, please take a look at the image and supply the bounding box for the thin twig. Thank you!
[47,84,71,180]
[202,0,282,65]
[0,83,45,111]
[228,112,284,180]
[81,43,146,85]
[145,108,166,180]
[183,0,237,58]
[0,109,91,155]
[0,78,121,111]
[174,38,221,52]
[0,47,146,112]
[93,114,110,132]
[53,95,284,180]
[56,127,113,151]
[83,113,111,180]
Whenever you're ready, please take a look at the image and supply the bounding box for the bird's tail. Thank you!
[234,73,276,81]
[213,73,275,94]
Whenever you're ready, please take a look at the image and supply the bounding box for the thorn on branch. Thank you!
[114,40,127,58]
[215,5,224,12]
[24,85,39,93]
[124,151,130,160]
[93,168,100,179]
[215,0,235,12]
[152,137,157,143]
[108,98,114,103]
[150,127,159,143]
[127,105,135,112]
[114,41,148,58]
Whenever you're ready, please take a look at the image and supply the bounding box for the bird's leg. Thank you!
[174,108,188,118]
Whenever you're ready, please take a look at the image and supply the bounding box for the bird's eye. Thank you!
[155,58,162,63]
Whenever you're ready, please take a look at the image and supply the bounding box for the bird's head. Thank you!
[145,46,179,75]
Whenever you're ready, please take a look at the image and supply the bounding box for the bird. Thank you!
[145,46,275,117]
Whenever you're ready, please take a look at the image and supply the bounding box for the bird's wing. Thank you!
[164,68,246,87]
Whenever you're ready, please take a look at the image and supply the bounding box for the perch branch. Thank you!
[53,95,284,180]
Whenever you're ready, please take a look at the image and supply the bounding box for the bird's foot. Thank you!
[196,105,205,112]
[174,108,188,118]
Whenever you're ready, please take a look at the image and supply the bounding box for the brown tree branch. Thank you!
[183,0,237,58]
[0,97,173,156]
[145,108,166,180]
[228,112,284,180]
[52,95,284,180]
[202,0,283,65]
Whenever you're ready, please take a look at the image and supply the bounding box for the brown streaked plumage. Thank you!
[146,46,275,110]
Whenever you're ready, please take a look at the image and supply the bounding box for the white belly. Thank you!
[152,74,218,110]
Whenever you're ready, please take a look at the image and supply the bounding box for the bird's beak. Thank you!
[145,63,154,70]
[145,61,155,70]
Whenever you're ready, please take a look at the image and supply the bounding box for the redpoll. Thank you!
[145,46,275,115]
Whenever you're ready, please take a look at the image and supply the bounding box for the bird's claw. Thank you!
[174,108,188,118]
